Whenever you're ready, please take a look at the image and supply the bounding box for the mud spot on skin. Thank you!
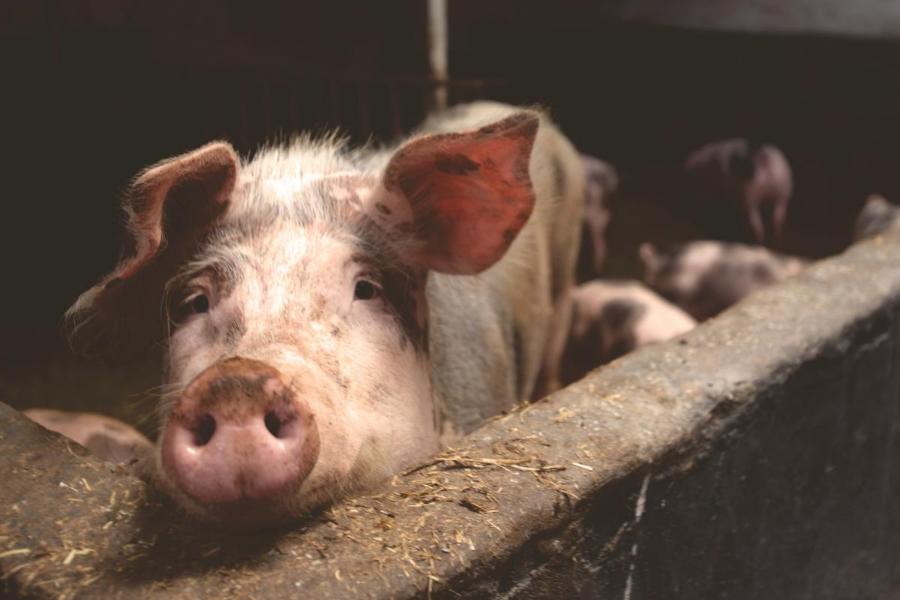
[551,156,566,198]
[434,153,480,176]
[187,373,294,421]
[334,372,350,390]
[564,298,645,382]
[601,299,645,333]
[224,318,246,346]
[475,113,538,140]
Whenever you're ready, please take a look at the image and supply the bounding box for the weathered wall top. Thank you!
[615,0,900,39]
[4,229,900,599]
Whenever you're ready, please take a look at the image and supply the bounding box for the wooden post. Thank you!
[427,0,448,111]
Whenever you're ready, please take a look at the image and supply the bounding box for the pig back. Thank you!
[419,102,585,435]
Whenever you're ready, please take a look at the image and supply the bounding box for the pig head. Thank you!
[854,194,900,241]
[66,111,541,526]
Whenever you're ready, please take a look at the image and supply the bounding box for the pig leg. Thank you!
[746,200,766,245]
[534,289,575,398]
[771,197,788,249]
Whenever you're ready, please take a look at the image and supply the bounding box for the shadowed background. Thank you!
[2,0,899,432]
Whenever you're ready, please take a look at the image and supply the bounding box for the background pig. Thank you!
[684,138,793,247]
[576,155,619,281]
[854,194,900,241]
[24,408,152,464]
[62,101,585,526]
[640,240,808,321]
[547,280,696,387]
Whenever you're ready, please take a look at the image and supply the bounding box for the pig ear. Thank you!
[67,142,240,360]
[374,111,539,274]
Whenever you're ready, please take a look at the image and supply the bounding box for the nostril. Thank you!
[264,410,283,438]
[264,409,298,440]
[191,413,216,446]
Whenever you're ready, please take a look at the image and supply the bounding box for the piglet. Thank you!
[640,240,808,322]
[24,408,152,465]
[854,194,900,241]
[684,138,792,247]
[548,280,696,386]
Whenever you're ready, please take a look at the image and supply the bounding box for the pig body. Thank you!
[854,194,900,241]
[64,102,584,525]
[640,240,807,322]
[549,281,696,387]
[417,102,586,424]
[576,155,618,281]
[24,408,151,464]
[684,138,792,247]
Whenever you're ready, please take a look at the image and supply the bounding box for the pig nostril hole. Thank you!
[264,411,283,438]
[192,414,216,446]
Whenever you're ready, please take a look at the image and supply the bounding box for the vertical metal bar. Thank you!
[427,0,448,111]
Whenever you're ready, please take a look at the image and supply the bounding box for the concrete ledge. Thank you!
[616,0,900,40]
[4,232,900,599]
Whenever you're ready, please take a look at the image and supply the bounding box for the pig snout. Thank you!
[161,357,319,507]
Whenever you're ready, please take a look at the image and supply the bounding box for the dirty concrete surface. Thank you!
[3,231,900,599]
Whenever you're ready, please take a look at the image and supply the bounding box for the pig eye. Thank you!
[173,292,211,324]
[190,294,210,314]
[354,279,380,301]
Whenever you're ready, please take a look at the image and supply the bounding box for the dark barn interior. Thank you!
[6,3,900,599]
[2,1,900,426]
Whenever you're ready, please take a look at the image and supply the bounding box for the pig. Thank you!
[640,240,808,322]
[576,155,619,281]
[854,194,900,241]
[63,101,585,526]
[547,280,696,387]
[24,408,152,464]
[684,138,793,247]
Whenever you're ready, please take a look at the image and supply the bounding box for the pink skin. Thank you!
[23,408,152,464]
[66,111,540,526]
[161,358,319,507]
[548,281,696,386]
[639,240,807,321]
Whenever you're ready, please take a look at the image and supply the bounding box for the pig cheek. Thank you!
[337,328,436,472]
